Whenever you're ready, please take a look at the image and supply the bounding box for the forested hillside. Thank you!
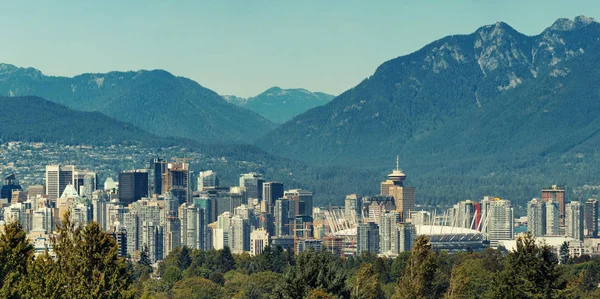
[0,96,161,146]
[260,16,600,208]
[0,64,275,144]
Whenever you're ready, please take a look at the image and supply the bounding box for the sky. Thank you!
[1,1,599,97]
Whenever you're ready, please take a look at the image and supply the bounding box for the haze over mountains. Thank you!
[0,64,275,144]
[223,87,334,123]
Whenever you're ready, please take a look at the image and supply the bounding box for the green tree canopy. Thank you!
[351,263,383,299]
[393,235,438,299]
[0,220,34,297]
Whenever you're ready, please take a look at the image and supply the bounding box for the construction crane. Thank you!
[173,156,193,166]
[285,220,313,254]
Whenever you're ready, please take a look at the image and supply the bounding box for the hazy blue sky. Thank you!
[1,1,599,97]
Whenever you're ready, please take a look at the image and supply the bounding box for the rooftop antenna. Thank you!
[396,155,399,171]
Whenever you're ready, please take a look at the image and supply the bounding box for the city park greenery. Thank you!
[1,216,600,298]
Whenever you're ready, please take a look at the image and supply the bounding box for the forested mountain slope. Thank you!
[0,65,275,144]
[260,16,600,207]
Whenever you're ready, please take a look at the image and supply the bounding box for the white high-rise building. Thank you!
[379,211,401,255]
[229,215,250,254]
[141,221,163,263]
[197,170,219,191]
[395,223,416,253]
[213,212,231,250]
[186,204,205,250]
[527,198,546,237]
[92,195,108,229]
[566,201,584,241]
[105,201,125,232]
[31,207,54,234]
[123,211,139,257]
[45,165,75,201]
[234,204,253,220]
[488,198,514,246]
[178,203,189,247]
[239,173,264,201]
[546,199,561,236]
[344,194,360,221]
[71,201,92,227]
[164,217,181,257]
[4,202,32,232]
[250,228,269,256]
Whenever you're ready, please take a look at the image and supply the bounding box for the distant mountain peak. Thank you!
[575,15,596,26]
[266,86,282,92]
[0,63,43,80]
[475,21,518,37]
[548,15,596,31]
[223,87,334,123]
[0,63,17,72]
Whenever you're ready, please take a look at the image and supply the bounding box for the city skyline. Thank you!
[3,2,600,296]
[1,1,599,97]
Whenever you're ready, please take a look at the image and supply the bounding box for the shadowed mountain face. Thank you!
[223,87,334,123]
[259,16,600,205]
[0,95,162,145]
[0,65,275,144]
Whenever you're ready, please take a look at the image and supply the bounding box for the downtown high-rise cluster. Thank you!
[2,156,600,264]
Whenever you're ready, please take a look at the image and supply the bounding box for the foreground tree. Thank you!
[20,252,62,298]
[488,232,564,298]
[54,212,133,298]
[393,235,438,299]
[278,248,347,298]
[444,259,494,298]
[0,220,34,297]
[351,263,383,299]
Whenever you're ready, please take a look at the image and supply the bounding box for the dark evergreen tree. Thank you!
[0,220,34,297]
[20,252,61,299]
[279,248,347,298]
[53,212,133,298]
[218,247,236,273]
[177,246,192,271]
[560,241,570,265]
[489,232,564,298]
[139,246,152,269]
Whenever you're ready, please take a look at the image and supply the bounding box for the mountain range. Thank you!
[0,95,381,205]
[3,16,600,208]
[259,16,600,205]
[0,64,275,144]
[223,87,334,123]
